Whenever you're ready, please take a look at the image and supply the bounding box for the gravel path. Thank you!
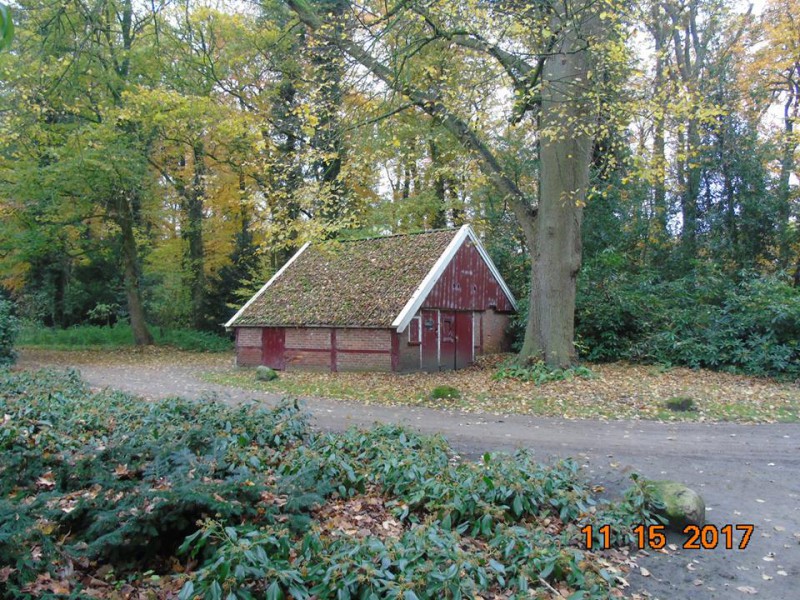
[18,349,800,600]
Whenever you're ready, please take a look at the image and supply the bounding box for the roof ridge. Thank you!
[332,228,457,243]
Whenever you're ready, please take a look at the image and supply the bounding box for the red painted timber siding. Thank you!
[423,239,514,312]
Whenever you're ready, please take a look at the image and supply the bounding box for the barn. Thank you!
[225,225,517,372]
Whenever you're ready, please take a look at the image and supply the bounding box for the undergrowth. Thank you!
[18,322,232,352]
[494,360,595,385]
[0,368,661,599]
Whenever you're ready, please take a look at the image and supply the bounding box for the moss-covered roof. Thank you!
[231,229,458,328]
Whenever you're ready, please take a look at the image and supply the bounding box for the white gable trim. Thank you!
[465,227,519,312]
[392,225,469,332]
[391,225,518,333]
[224,242,311,329]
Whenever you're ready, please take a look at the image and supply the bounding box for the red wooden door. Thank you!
[261,328,285,370]
[455,312,473,369]
[440,311,456,370]
[420,309,439,371]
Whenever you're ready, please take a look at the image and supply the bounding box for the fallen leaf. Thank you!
[736,586,758,594]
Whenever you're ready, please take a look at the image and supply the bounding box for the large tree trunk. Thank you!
[650,11,669,262]
[778,93,798,269]
[185,140,207,330]
[680,119,701,260]
[517,8,595,368]
[116,197,153,346]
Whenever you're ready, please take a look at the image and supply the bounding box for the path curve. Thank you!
[17,350,800,600]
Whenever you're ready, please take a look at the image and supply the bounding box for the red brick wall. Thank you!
[337,350,392,371]
[286,328,332,349]
[337,329,390,350]
[285,349,332,372]
[237,326,395,372]
[235,328,262,367]
[396,326,422,372]
[335,328,392,372]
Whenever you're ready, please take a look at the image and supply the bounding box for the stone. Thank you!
[255,366,278,382]
[647,480,705,529]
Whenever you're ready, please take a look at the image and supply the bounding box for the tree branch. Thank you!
[285,0,536,225]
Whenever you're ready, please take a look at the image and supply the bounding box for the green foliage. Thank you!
[0,369,656,599]
[576,258,800,378]
[0,4,13,52]
[256,365,279,381]
[0,368,313,593]
[0,296,19,365]
[430,384,460,399]
[599,474,667,546]
[494,360,595,385]
[184,424,646,599]
[18,322,231,352]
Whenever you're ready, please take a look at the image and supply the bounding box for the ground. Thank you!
[16,348,800,600]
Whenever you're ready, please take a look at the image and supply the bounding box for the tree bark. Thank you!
[185,140,207,330]
[116,195,153,346]
[518,5,596,368]
[649,7,669,261]
[778,92,798,269]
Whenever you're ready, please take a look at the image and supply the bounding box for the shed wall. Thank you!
[236,327,263,367]
[236,326,394,372]
[423,240,514,313]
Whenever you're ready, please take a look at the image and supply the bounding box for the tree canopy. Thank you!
[0,0,797,371]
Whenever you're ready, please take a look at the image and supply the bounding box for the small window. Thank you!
[408,316,421,345]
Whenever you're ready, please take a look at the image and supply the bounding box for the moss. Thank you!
[256,366,279,381]
[232,230,457,328]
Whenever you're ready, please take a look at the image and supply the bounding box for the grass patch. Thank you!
[18,323,232,352]
[0,368,657,599]
[200,358,800,423]
[430,384,460,399]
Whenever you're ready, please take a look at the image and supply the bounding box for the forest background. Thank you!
[0,0,798,378]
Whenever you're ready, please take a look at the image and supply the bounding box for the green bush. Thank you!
[0,297,19,366]
[17,322,232,352]
[0,369,657,599]
[575,260,800,378]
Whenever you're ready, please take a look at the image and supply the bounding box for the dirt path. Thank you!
[17,349,800,600]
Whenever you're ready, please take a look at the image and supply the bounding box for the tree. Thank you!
[0,0,160,344]
[286,0,621,367]
[0,4,12,51]
[754,0,800,274]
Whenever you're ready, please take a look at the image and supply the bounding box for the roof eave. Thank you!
[224,242,311,329]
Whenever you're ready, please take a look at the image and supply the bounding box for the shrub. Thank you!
[430,384,460,399]
[256,365,279,381]
[17,322,232,352]
[494,359,594,385]
[1,369,658,599]
[664,397,697,412]
[0,297,19,366]
[575,261,800,379]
